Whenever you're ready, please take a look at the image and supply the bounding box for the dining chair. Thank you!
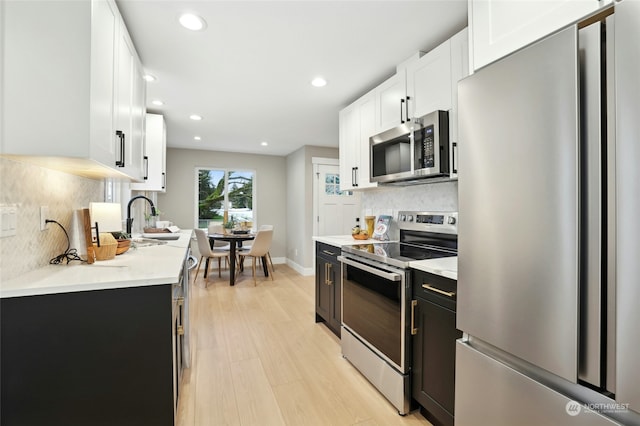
[193,228,230,282]
[237,229,274,286]
[239,224,274,270]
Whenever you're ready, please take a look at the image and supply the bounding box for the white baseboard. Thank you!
[285,258,314,276]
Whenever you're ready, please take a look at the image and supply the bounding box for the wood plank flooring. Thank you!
[177,263,432,426]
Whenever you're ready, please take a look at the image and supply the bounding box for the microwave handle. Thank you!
[405,96,411,121]
[452,142,458,174]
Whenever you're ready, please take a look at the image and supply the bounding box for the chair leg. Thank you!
[194,256,204,280]
[267,252,274,271]
[218,257,222,278]
[252,257,257,286]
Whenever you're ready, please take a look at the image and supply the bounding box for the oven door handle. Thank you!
[338,256,402,281]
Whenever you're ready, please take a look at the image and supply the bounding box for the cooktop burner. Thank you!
[342,242,456,269]
[341,211,458,269]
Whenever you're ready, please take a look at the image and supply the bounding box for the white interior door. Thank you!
[314,162,360,236]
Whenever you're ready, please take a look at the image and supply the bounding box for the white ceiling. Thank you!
[117,1,468,157]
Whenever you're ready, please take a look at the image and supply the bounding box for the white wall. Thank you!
[158,148,287,261]
[286,145,339,273]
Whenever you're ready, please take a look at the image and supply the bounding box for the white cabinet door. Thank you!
[471,0,611,71]
[406,40,452,119]
[339,91,378,191]
[89,0,118,167]
[339,104,358,191]
[131,114,167,192]
[449,27,469,178]
[114,26,143,180]
[356,92,377,189]
[374,72,407,133]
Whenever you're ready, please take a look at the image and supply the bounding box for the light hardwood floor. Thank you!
[177,262,432,426]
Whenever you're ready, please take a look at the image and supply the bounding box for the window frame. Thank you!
[194,167,257,229]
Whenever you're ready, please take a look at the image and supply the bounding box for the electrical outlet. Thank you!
[40,206,49,231]
[0,205,18,238]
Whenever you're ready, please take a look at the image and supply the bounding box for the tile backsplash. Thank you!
[0,158,104,281]
[360,180,458,239]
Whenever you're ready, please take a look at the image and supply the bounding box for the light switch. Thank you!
[0,206,18,238]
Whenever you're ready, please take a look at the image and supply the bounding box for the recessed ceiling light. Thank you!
[261,141,268,146]
[179,13,207,31]
[189,114,203,121]
[194,136,201,141]
[311,77,327,87]
[143,74,156,82]
[151,100,164,106]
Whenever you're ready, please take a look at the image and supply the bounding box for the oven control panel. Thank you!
[398,211,457,234]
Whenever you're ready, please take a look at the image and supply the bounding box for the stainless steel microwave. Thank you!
[370,110,449,183]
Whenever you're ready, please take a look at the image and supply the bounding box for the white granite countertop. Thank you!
[313,235,386,247]
[0,230,193,298]
[410,256,458,280]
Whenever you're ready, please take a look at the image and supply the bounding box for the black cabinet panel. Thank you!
[412,269,461,426]
[315,242,341,337]
[1,285,174,426]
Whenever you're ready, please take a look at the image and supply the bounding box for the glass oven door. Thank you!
[340,255,409,373]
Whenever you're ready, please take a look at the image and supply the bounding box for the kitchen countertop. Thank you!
[313,235,388,247]
[0,230,193,298]
[314,235,457,280]
[410,256,458,280]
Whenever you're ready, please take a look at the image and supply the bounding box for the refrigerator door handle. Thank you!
[577,20,604,388]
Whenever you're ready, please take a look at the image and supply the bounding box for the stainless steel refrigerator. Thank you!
[457,2,639,425]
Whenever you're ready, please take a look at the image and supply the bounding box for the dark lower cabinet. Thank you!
[0,284,175,426]
[315,241,341,337]
[412,270,462,426]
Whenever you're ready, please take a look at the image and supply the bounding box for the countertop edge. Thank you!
[0,230,193,298]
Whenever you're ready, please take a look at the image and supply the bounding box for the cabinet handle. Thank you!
[411,300,418,335]
[327,263,333,285]
[452,142,458,174]
[143,156,149,180]
[422,284,456,298]
[352,167,358,187]
[115,130,125,167]
[405,96,411,121]
[177,325,185,336]
[322,249,336,256]
[162,172,166,189]
[400,98,405,124]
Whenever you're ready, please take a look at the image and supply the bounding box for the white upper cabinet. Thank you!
[374,72,408,133]
[1,0,145,181]
[375,41,454,134]
[470,0,613,71]
[449,27,469,179]
[131,114,167,192]
[339,91,377,191]
[406,40,452,119]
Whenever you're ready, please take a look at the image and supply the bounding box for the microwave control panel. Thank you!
[415,125,435,169]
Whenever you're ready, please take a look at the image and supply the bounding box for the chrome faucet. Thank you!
[126,195,157,234]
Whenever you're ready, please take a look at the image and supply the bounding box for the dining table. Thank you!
[207,233,267,286]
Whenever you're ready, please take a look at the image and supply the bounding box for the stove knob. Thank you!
[400,214,406,222]
[407,215,414,222]
[448,216,456,224]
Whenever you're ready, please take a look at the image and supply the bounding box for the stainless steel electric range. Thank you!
[338,211,458,415]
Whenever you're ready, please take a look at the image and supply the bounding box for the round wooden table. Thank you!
[207,233,259,286]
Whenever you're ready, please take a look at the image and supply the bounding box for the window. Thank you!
[197,168,255,229]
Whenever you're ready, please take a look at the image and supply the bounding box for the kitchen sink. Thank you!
[141,233,181,240]
[132,238,169,247]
